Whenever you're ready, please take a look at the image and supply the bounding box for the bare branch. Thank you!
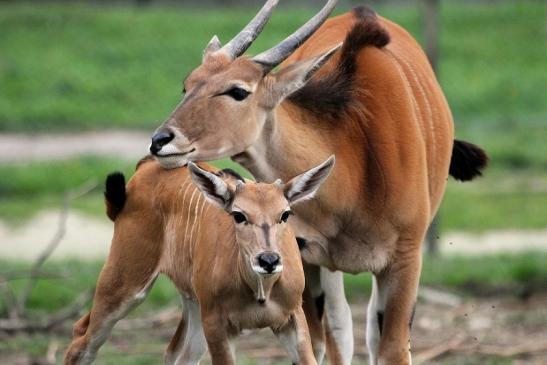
[116,306,180,331]
[418,286,462,307]
[414,334,466,362]
[0,289,92,333]
[1,271,70,283]
[16,180,97,317]
[0,277,18,320]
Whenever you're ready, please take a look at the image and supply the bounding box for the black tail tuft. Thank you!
[104,172,126,221]
[449,139,488,182]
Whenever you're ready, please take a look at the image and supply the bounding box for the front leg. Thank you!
[273,306,317,365]
[164,297,207,365]
[367,240,421,365]
[201,308,235,365]
[320,268,353,365]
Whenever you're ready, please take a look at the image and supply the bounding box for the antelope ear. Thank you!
[203,35,222,61]
[188,162,233,209]
[284,155,335,205]
[266,43,341,106]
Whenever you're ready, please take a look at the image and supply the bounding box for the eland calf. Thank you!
[64,156,335,365]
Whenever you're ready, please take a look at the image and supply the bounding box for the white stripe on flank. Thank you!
[195,192,208,244]
[184,188,198,246]
[189,193,203,246]
[393,51,436,184]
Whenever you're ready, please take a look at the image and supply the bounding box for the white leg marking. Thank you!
[274,322,300,364]
[169,297,207,365]
[366,275,388,365]
[320,268,354,365]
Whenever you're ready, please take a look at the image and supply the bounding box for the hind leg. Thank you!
[367,238,422,365]
[302,264,326,363]
[64,262,158,365]
[64,214,163,365]
[274,306,317,365]
[164,297,207,365]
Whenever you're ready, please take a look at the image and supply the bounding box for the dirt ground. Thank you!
[2,294,546,365]
[0,131,150,163]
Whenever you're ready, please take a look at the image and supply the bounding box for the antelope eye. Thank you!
[280,210,292,223]
[232,211,247,224]
[225,87,251,101]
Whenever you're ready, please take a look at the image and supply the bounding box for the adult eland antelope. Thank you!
[64,156,335,365]
[150,1,488,364]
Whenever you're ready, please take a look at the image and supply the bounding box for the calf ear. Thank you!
[188,162,233,209]
[265,43,341,107]
[284,155,335,205]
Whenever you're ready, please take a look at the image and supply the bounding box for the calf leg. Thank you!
[164,297,207,365]
[201,308,235,365]
[274,306,317,365]
[367,240,422,365]
[64,263,158,365]
[320,268,353,365]
[64,205,164,365]
[302,264,326,363]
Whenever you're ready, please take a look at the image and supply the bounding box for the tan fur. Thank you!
[151,7,454,365]
[64,160,317,365]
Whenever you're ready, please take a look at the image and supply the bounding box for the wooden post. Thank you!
[421,0,440,74]
[421,0,441,256]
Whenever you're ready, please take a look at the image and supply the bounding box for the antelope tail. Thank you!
[449,139,488,182]
[104,172,126,221]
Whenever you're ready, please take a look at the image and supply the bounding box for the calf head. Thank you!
[188,156,335,281]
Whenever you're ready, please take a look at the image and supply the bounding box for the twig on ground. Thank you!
[0,276,19,320]
[0,270,70,283]
[116,306,180,331]
[418,286,462,307]
[414,333,466,363]
[46,339,60,365]
[462,338,547,357]
[0,290,92,333]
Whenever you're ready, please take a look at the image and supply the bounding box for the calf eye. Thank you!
[279,210,292,223]
[232,211,247,224]
[225,87,250,101]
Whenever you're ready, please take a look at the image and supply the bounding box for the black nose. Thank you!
[150,128,175,155]
[257,252,280,273]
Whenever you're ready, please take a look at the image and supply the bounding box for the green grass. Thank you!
[439,166,547,232]
[0,1,544,132]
